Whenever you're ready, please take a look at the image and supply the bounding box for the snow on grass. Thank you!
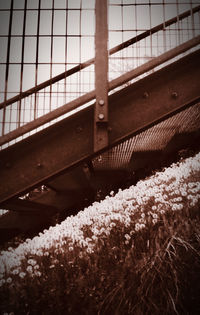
[0,209,8,216]
[0,152,199,282]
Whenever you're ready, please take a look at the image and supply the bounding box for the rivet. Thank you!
[37,163,43,168]
[143,92,149,99]
[98,99,104,106]
[98,113,104,120]
[76,126,83,133]
[108,126,112,132]
[172,92,178,99]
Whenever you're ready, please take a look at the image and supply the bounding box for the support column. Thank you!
[94,0,109,152]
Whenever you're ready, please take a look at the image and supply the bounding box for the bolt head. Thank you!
[98,99,105,106]
[98,113,104,120]
[76,126,83,133]
[143,92,149,99]
[172,92,178,99]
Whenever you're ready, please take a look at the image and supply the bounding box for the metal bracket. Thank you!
[94,0,109,152]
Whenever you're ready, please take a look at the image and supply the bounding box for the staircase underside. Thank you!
[0,49,200,242]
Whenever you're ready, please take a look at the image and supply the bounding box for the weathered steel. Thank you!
[46,165,94,192]
[0,49,200,204]
[0,4,199,111]
[94,0,109,151]
[0,108,94,203]
[1,198,57,213]
[1,35,200,147]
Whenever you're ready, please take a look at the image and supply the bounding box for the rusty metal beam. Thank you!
[1,35,199,147]
[94,0,109,151]
[1,198,58,213]
[46,165,94,193]
[0,49,200,204]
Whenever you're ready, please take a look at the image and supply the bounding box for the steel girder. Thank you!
[0,49,200,205]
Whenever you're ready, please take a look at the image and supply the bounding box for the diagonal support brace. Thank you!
[94,0,109,152]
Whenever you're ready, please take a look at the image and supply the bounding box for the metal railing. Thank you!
[0,1,200,148]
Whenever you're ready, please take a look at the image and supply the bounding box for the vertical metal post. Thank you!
[2,0,14,135]
[18,0,27,128]
[50,0,55,112]
[94,0,109,152]
[34,0,41,120]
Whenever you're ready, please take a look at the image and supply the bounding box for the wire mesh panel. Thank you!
[92,103,200,170]
[0,0,200,149]
[0,0,96,142]
[108,1,200,89]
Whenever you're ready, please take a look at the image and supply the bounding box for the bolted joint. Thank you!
[98,99,105,106]
[76,126,83,133]
[171,91,178,99]
[98,113,104,120]
[143,92,149,99]
[37,163,43,169]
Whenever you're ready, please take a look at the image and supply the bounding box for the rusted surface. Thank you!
[1,36,199,147]
[0,50,200,205]
[1,198,58,213]
[94,0,109,151]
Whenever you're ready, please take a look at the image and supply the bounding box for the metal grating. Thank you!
[0,0,200,149]
[92,103,200,169]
